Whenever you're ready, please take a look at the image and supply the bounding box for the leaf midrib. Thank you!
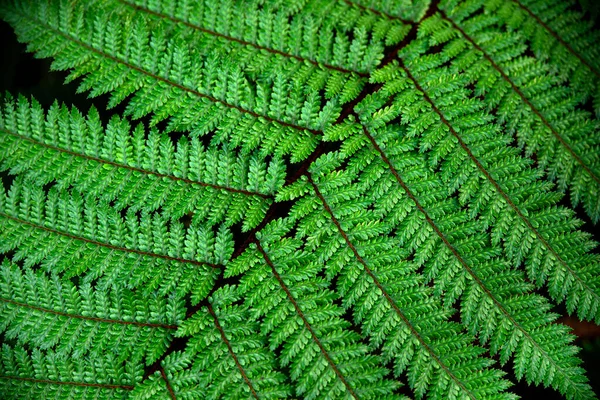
[307,172,478,400]
[0,126,271,198]
[118,0,369,77]
[0,296,177,329]
[207,303,260,399]
[0,212,222,269]
[18,12,322,136]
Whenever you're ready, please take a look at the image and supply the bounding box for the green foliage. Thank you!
[175,286,291,399]
[227,221,402,399]
[0,177,231,302]
[366,55,600,322]
[0,260,181,365]
[436,0,600,223]
[0,344,142,399]
[1,0,599,399]
[345,0,432,22]
[471,0,600,116]
[273,166,515,399]
[0,95,284,231]
[318,121,594,398]
[128,351,203,400]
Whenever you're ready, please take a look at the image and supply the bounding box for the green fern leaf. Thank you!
[0,344,141,399]
[0,95,283,231]
[1,0,599,399]
[319,113,595,398]
[0,260,181,365]
[474,0,600,116]
[227,220,403,400]
[367,50,600,325]
[0,179,226,301]
[173,285,291,399]
[427,2,600,223]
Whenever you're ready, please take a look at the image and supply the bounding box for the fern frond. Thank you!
[1,0,599,398]
[0,95,283,230]
[471,0,600,116]
[276,165,515,399]
[174,285,291,399]
[0,260,181,365]
[0,0,330,163]
[0,344,141,399]
[367,49,600,325]
[0,179,229,302]
[110,0,383,77]
[128,351,203,400]
[320,115,595,398]
[430,2,600,222]
[227,220,402,400]
[103,0,374,105]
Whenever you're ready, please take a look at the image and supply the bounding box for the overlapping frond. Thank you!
[227,220,402,400]
[467,0,600,116]
[1,0,599,399]
[250,0,413,46]
[0,179,231,302]
[174,285,291,399]
[365,47,600,326]
[0,95,284,230]
[128,351,203,400]
[276,0,412,44]
[109,0,385,77]
[0,344,141,399]
[102,0,368,106]
[430,0,600,223]
[318,116,595,398]
[0,0,327,163]
[338,0,430,23]
[274,156,514,399]
[351,59,598,394]
[0,260,181,365]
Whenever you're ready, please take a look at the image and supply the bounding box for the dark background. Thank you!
[1,11,600,399]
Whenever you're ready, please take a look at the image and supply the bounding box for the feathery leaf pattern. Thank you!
[0,0,599,399]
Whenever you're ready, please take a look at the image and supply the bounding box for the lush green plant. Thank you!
[1,0,599,399]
